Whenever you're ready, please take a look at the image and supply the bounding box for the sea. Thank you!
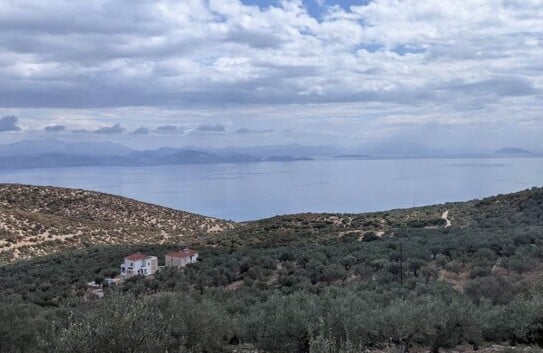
[0,158,542,221]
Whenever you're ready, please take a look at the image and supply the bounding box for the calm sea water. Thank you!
[0,158,542,221]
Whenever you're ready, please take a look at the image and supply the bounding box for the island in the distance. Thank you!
[1,139,541,170]
[265,155,314,161]
[333,154,371,159]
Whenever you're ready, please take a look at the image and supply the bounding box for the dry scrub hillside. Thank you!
[222,186,543,247]
[0,184,235,262]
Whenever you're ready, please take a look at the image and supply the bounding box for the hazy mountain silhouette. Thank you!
[495,147,533,155]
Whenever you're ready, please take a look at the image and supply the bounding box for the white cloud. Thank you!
[94,123,125,134]
[0,0,541,148]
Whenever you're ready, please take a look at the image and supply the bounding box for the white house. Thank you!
[120,252,158,279]
[165,248,199,268]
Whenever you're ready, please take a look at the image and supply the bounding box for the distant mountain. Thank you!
[354,141,442,157]
[1,140,541,170]
[334,154,371,159]
[0,140,312,169]
[264,156,314,162]
[495,147,533,155]
[0,154,125,169]
[160,150,260,164]
[0,139,134,157]
[213,144,343,158]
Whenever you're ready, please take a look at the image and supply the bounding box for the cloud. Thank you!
[44,124,66,132]
[132,127,150,134]
[0,0,540,111]
[0,0,542,150]
[0,115,22,132]
[235,128,273,134]
[154,125,182,134]
[196,124,226,132]
[94,123,124,134]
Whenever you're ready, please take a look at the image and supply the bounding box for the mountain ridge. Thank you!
[495,147,533,154]
[2,140,543,170]
[0,139,316,169]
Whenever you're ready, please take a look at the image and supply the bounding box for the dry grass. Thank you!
[0,184,235,262]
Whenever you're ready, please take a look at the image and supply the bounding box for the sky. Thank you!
[0,0,542,150]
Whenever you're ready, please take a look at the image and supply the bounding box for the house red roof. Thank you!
[125,252,149,261]
[166,248,198,259]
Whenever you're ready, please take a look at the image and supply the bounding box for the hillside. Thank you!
[3,186,543,353]
[0,184,235,262]
[216,186,543,247]
[3,183,543,262]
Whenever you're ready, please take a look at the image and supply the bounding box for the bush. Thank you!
[464,276,514,304]
[469,266,492,279]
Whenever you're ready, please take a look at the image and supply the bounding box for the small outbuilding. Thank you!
[165,248,199,268]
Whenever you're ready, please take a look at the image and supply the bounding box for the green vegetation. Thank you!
[3,186,543,352]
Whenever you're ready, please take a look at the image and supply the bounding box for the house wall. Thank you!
[120,256,158,278]
[165,253,198,268]
[148,256,158,274]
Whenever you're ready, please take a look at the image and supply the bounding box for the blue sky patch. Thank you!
[240,0,372,18]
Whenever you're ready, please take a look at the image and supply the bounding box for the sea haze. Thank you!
[0,158,542,221]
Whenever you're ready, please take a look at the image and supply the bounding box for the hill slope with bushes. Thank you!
[3,186,543,353]
[0,184,234,262]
